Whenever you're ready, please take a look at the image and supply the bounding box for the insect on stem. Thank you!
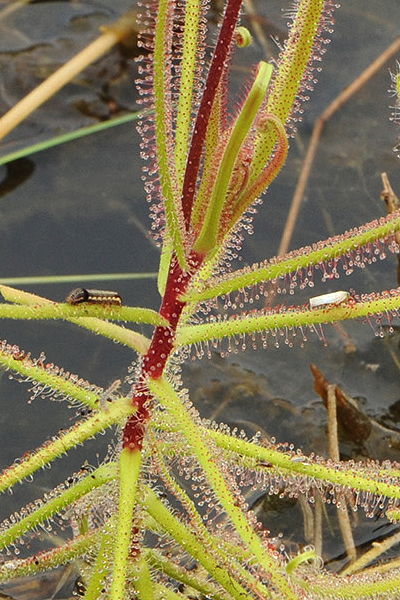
[65,288,123,306]
[309,291,350,309]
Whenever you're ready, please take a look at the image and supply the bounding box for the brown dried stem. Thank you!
[312,367,358,565]
[326,383,357,565]
[342,529,400,576]
[381,172,400,285]
[0,11,138,141]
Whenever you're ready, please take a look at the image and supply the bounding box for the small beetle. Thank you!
[65,288,122,306]
[309,290,350,309]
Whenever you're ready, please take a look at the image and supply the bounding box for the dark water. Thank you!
[0,0,399,575]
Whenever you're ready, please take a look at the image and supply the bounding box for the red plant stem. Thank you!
[122,0,243,452]
[123,252,204,450]
[180,0,243,229]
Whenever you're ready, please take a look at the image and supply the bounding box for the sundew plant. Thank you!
[1,1,400,599]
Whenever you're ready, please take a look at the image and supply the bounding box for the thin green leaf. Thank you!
[183,211,400,303]
[0,112,147,166]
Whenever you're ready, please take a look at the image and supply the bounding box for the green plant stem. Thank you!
[0,348,101,409]
[82,529,111,600]
[190,89,224,233]
[154,583,186,600]
[110,448,142,600]
[194,62,273,253]
[0,284,165,323]
[286,549,318,574]
[306,573,400,598]
[153,0,187,270]
[0,284,155,353]
[0,463,117,550]
[386,508,400,521]
[149,377,296,600]
[0,401,133,494]
[0,528,100,582]
[174,0,203,186]
[6,307,149,352]
[142,486,251,600]
[155,416,400,504]
[229,113,288,229]
[135,557,155,600]
[251,0,326,179]
[208,429,400,501]
[81,320,151,353]
[176,290,400,347]
[145,548,229,600]
[183,210,400,303]
[0,301,165,325]
[149,433,269,598]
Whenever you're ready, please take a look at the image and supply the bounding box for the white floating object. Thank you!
[309,290,350,309]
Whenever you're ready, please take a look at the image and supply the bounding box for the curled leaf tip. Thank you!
[234,26,253,48]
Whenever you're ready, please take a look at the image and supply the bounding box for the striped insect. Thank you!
[309,290,350,309]
[65,288,122,306]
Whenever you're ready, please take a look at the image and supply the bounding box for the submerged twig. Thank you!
[326,383,357,565]
[342,529,400,576]
[381,172,400,285]
[0,11,138,141]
